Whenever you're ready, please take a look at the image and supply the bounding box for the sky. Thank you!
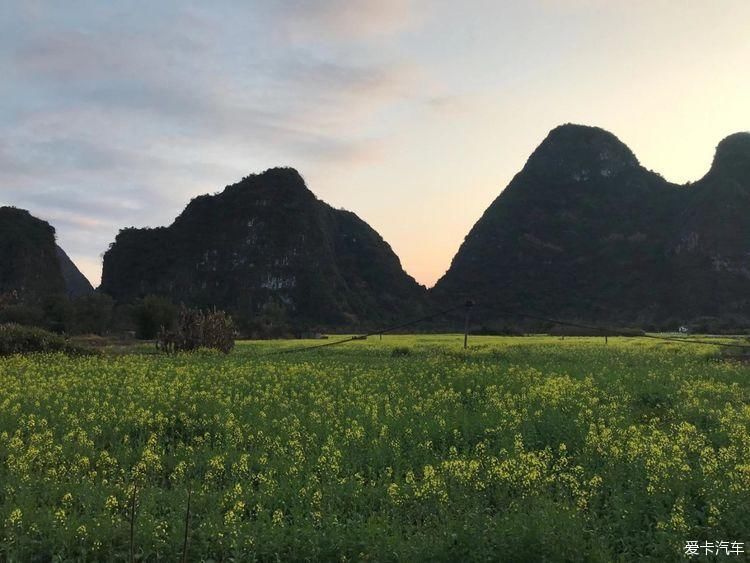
[1,1,749,288]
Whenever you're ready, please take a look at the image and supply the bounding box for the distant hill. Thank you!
[101,167,427,332]
[0,206,92,301]
[433,124,750,330]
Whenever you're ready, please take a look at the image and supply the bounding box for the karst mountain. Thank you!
[0,206,93,301]
[101,167,427,331]
[433,124,750,330]
[4,124,749,333]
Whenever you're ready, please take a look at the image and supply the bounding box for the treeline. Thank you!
[4,288,749,340]
[0,291,114,335]
[0,294,237,355]
[0,290,300,340]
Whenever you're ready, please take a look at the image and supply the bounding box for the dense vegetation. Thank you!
[0,324,94,356]
[5,128,750,334]
[0,207,67,302]
[434,126,750,331]
[0,207,92,302]
[101,168,427,335]
[0,206,97,334]
[156,305,235,353]
[1,335,748,561]
[0,290,116,336]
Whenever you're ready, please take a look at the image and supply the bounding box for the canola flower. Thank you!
[0,335,748,561]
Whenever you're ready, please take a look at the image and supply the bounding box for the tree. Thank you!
[72,293,114,335]
[132,295,177,339]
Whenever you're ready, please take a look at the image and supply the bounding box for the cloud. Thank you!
[270,0,418,40]
[7,9,420,142]
[39,209,107,231]
[0,1,429,286]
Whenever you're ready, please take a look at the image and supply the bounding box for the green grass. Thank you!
[0,335,748,561]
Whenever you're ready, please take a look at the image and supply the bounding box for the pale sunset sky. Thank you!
[1,1,749,287]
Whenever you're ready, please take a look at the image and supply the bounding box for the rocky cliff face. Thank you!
[434,124,750,329]
[666,132,750,321]
[0,206,92,302]
[0,207,68,301]
[101,168,427,330]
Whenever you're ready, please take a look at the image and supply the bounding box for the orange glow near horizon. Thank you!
[3,1,749,288]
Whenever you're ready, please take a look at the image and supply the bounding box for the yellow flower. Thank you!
[7,508,22,526]
[54,508,66,525]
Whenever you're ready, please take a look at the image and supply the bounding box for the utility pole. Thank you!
[463,300,474,349]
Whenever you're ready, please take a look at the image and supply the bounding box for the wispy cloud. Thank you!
[0,1,428,285]
[5,0,746,290]
[270,0,418,40]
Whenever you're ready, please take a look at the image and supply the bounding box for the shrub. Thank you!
[0,323,94,356]
[474,324,524,336]
[0,304,45,327]
[241,300,293,339]
[156,306,234,354]
[41,294,74,333]
[391,346,411,357]
[549,325,645,337]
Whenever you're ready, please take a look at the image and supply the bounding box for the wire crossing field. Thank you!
[1,336,748,561]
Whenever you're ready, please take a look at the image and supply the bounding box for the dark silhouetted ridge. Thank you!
[705,132,750,181]
[522,124,639,181]
[434,124,750,330]
[0,206,91,301]
[101,168,428,333]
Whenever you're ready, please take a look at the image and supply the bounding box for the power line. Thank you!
[477,301,750,349]
[262,303,466,356]
[257,299,749,356]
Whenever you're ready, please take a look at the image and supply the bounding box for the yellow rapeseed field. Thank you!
[0,335,748,561]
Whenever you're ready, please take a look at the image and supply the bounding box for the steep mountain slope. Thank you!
[55,245,94,297]
[0,206,67,301]
[101,168,426,330]
[0,206,92,302]
[434,124,750,328]
[666,132,750,321]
